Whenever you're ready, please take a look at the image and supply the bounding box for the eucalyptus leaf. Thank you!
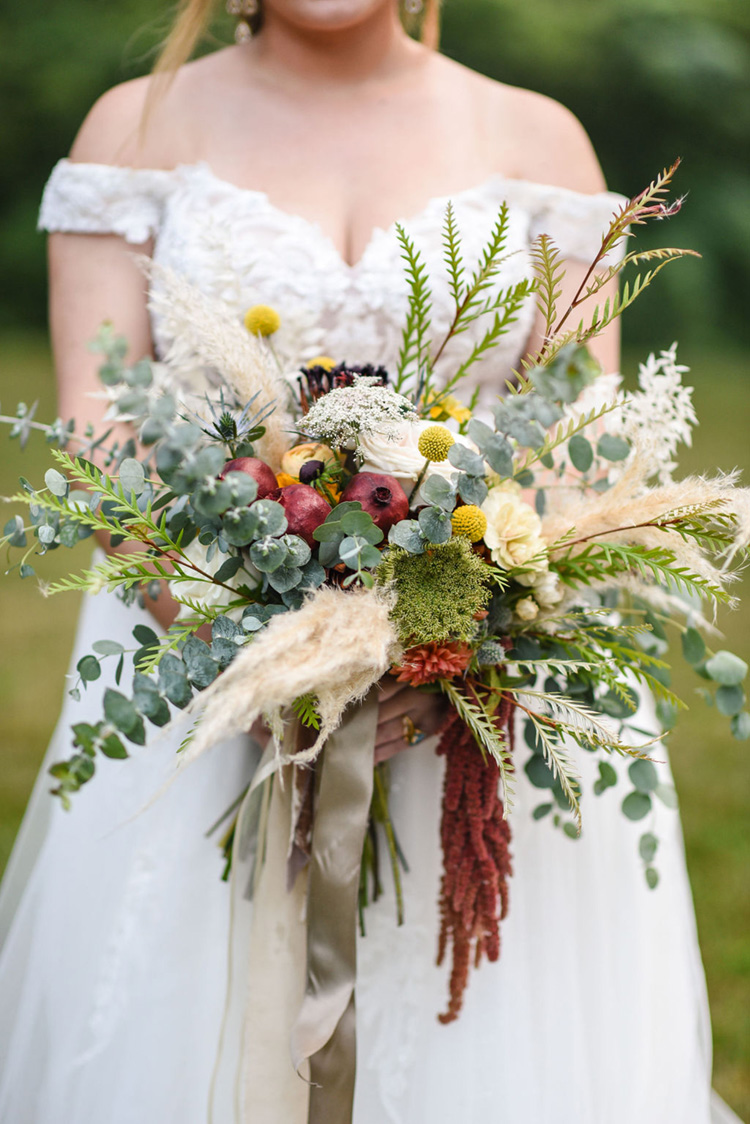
[222,471,258,507]
[532,803,553,820]
[44,468,68,497]
[628,758,658,793]
[93,640,124,657]
[653,783,678,809]
[213,555,244,583]
[278,535,311,567]
[250,537,289,573]
[621,791,652,821]
[730,711,750,740]
[193,479,232,517]
[77,655,101,683]
[456,473,488,505]
[716,684,745,716]
[340,510,378,537]
[100,733,129,759]
[132,674,171,727]
[419,474,455,511]
[681,627,706,665]
[568,434,594,473]
[103,688,146,745]
[482,433,514,478]
[266,565,303,593]
[222,508,259,547]
[597,433,631,462]
[182,637,219,688]
[388,520,425,553]
[417,505,452,544]
[119,458,146,496]
[705,650,748,686]
[525,755,555,789]
[639,832,659,863]
[447,443,484,476]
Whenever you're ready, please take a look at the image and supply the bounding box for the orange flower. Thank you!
[276,472,297,488]
[392,641,473,687]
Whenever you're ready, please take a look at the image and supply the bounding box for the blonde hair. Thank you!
[153,0,441,79]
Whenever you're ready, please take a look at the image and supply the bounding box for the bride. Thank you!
[0,1,741,1121]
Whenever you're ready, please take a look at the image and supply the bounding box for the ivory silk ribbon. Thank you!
[212,693,379,1124]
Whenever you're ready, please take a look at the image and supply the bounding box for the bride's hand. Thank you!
[374,677,448,765]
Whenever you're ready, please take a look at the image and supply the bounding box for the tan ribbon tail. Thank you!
[210,737,310,1124]
[290,691,379,1124]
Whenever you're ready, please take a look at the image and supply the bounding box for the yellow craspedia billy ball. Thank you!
[306,356,336,371]
[417,425,455,463]
[451,504,487,543]
[244,304,281,337]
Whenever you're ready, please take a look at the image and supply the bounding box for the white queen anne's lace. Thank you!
[300,380,418,448]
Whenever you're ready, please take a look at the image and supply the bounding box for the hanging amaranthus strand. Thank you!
[436,699,513,1024]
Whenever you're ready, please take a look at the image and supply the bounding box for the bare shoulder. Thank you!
[434,55,607,194]
[69,49,237,170]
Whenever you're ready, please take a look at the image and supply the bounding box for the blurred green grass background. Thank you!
[0,330,747,1113]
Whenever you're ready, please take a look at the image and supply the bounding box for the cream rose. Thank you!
[357,419,475,488]
[480,483,548,571]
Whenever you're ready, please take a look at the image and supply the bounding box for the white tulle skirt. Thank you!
[0,589,741,1124]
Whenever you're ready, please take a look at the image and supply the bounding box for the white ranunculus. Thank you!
[357,419,475,486]
[480,482,548,571]
[516,566,564,608]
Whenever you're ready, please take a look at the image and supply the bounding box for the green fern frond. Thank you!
[442,201,465,309]
[439,680,515,809]
[530,234,565,338]
[394,224,433,392]
[292,692,321,730]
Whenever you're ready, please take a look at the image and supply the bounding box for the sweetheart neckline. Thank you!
[57,157,625,272]
[179,163,518,271]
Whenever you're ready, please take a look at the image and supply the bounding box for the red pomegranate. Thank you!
[339,472,409,533]
[220,457,278,500]
[274,483,332,547]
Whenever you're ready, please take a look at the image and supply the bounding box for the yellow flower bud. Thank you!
[306,356,337,371]
[275,472,298,488]
[451,504,487,543]
[244,304,281,337]
[417,425,455,463]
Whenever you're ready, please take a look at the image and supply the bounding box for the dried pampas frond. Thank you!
[144,260,293,469]
[178,585,400,770]
[545,448,750,595]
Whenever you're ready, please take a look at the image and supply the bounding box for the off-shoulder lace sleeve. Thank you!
[521,181,627,264]
[38,159,174,244]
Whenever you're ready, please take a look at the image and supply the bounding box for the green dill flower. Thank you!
[377,539,491,646]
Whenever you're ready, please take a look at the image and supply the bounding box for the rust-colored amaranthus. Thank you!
[436,700,513,1024]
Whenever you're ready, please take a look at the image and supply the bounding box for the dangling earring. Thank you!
[227,0,260,43]
[404,0,424,12]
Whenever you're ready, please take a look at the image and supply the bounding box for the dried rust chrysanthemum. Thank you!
[435,701,513,1024]
[393,641,472,687]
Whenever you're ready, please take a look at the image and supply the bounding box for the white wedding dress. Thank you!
[0,159,741,1124]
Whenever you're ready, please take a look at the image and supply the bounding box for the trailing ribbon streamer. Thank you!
[291,691,380,1124]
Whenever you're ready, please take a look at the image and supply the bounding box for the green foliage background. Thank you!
[1,0,749,350]
[0,0,747,1115]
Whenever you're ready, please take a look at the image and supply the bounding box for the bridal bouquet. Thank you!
[3,163,748,1110]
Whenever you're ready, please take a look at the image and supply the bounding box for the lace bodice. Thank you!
[39,158,626,405]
